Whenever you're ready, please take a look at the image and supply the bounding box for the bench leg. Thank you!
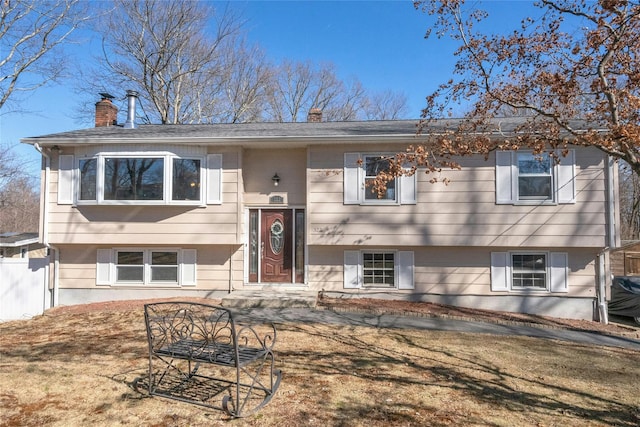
[222,354,282,418]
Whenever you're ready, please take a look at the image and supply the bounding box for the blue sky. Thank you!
[1,0,537,180]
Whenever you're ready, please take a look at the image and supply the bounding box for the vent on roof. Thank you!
[124,90,138,129]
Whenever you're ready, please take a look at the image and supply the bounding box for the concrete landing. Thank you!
[220,290,318,309]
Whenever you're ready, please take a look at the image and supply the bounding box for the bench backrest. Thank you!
[144,302,236,356]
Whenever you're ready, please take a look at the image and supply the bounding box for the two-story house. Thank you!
[22,93,619,320]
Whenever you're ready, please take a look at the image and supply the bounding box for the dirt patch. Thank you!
[1,299,639,426]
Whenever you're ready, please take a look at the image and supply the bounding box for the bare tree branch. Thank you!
[0,0,90,110]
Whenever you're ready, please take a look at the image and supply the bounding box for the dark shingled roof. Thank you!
[0,232,39,247]
[21,117,601,146]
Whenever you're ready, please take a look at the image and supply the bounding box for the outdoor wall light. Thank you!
[272,173,280,186]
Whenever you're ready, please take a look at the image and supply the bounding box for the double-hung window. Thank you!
[363,252,396,286]
[344,153,416,205]
[490,251,568,293]
[364,156,396,201]
[344,250,414,289]
[97,248,196,286]
[517,153,552,201]
[495,150,575,205]
[511,253,547,289]
[116,251,145,282]
[59,152,221,206]
[115,250,178,284]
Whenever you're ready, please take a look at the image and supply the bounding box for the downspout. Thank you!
[596,155,619,324]
[597,251,608,324]
[34,143,60,308]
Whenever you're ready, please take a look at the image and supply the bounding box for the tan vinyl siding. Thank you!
[308,246,597,298]
[47,149,241,245]
[308,145,608,248]
[242,148,307,206]
[57,245,236,290]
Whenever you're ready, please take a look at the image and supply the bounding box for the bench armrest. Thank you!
[235,322,277,351]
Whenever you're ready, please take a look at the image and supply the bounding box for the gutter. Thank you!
[33,143,60,308]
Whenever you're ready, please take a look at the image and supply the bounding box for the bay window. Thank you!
[59,152,220,206]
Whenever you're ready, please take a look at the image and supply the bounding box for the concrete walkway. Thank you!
[232,306,640,351]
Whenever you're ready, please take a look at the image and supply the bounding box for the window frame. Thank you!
[362,251,396,287]
[510,252,549,291]
[362,155,398,204]
[344,152,416,206]
[98,248,195,287]
[344,250,414,290]
[495,150,576,206]
[76,152,205,206]
[490,251,569,293]
[516,152,554,202]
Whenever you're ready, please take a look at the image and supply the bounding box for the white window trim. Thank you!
[490,251,569,293]
[96,248,196,287]
[344,250,414,290]
[495,150,575,205]
[63,152,222,206]
[344,152,416,205]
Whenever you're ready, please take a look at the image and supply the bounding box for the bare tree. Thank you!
[0,0,89,111]
[322,77,367,122]
[0,175,39,232]
[265,60,407,122]
[620,162,640,239]
[0,143,38,232]
[0,143,20,192]
[91,0,244,124]
[214,40,271,124]
[362,89,409,120]
[394,1,640,182]
[265,60,319,122]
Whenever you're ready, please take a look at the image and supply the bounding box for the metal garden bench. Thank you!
[143,301,281,417]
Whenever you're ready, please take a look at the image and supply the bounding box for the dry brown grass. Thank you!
[1,299,640,427]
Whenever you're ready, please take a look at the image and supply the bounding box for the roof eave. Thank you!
[21,133,424,147]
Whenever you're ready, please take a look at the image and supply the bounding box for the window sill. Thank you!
[76,201,205,207]
[509,288,550,293]
[362,285,397,289]
[106,283,182,288]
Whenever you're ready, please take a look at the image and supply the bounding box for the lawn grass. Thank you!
[1,303,639,426]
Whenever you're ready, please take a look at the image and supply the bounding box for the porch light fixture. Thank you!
[272,173,280,186]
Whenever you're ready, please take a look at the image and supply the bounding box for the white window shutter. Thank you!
[344,153,361,204]
[397,251,415,289]
[58,155,75,205]
[344,250,361,288]
[550,252,569,293]
[206,154,222,204]
[495,151,514,204]
[181,249,197,286]
[96,249,113,285]
[490,252,510,291]
[556,150,576,204]
[399,173,417,205]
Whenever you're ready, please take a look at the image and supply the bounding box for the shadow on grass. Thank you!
[273,316,640,427]
[1,305,639,426]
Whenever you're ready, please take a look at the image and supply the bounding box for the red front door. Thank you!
[261,210,293,282]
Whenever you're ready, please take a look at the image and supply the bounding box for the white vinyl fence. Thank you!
[0,257,50,321]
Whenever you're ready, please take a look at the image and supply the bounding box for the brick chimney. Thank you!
[307,108,322,123]
[95,93,117,127]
